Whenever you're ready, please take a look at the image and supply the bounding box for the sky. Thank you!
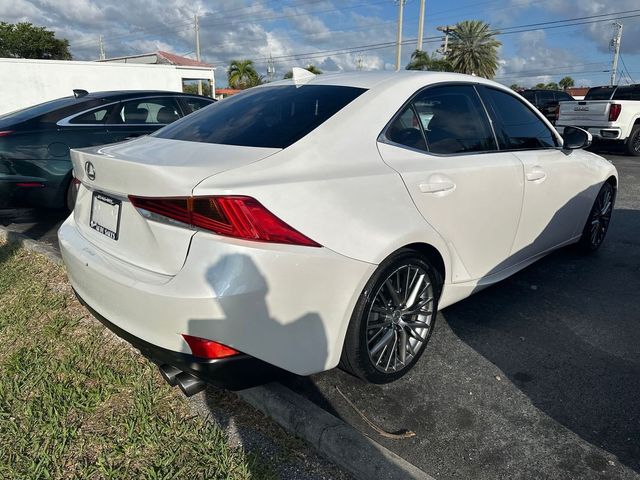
[2,0,640,89]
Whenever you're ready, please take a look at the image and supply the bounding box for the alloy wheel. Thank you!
[589,184,613,248]
[366,265,435,373]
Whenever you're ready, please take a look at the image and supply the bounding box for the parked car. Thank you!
[0,90,214,209]
[556,84,640,156]
[59,71,617,394]
[519,88,574,123]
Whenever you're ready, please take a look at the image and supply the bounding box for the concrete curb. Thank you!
[0,227,63,265]
[0,225,433,480]
[239,383,434,480]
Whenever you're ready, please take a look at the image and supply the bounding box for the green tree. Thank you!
[0,22,71,59]
[405,49,453,71]
[559,76,575,90]
[535,82,546,89]
[283,64,323,79]
[509,84,521,91]
[545,82,559,90]
[447,20,501,78]
[227,59,261,89]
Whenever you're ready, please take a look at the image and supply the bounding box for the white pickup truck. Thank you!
[556,84,640,156]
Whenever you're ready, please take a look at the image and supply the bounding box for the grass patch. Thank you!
[0,242,275,479]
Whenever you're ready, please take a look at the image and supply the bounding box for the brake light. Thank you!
[129,195,321,247]
[16,182,44,188]
[609,104,622,122]
[0,131,13,137]
[182,334,239,359]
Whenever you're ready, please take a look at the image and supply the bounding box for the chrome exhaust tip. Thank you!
[175,372,206,397]
[158,364,182,387]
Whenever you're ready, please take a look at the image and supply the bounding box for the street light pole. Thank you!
[395,0,406,71]
[610,22,623,86]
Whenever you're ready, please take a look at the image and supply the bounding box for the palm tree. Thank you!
[227,59,260,89]
[406,49,453,71]
[559,76,575,90]
[447,20,501,79]
[283,64,323,79]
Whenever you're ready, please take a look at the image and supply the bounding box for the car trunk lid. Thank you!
[71,136,280,275]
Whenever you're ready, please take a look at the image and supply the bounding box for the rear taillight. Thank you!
[0,131,13,137]
[609,104,622,122]
[129,195,321,247]
[182,334,239,359]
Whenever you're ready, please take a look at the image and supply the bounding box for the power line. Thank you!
[619,55,636,84]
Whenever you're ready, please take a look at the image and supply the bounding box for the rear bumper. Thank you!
[75,291,281,390]
[556,124,623,140]
[59,214,374,376]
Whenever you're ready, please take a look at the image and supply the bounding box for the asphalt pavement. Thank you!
[1,152,638,480]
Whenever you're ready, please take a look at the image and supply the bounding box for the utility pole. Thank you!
[610,21,623,86]
[98,35,105,60]
[436,25,456,56]
[416,0,426,52]
[395,0,406,71]
[194,14,203,95]
[267,52,275,82]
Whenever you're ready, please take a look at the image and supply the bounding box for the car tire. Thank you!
[340,249,441,384]
[66,178,78,212]
[625,125,640,156]
[577,181,615,252]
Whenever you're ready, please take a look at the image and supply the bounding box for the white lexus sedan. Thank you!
[59,71,617,394]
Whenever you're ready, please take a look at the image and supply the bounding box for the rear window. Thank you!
[155,85,366,148]
[584,87,616,101]
[612,86,640,100]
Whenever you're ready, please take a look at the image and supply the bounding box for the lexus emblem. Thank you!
[85,161,96,181]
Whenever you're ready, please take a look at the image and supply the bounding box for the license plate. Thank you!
[90,192,121,240]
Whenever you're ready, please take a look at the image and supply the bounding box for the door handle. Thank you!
[526,168,547,182]
[419,180,456,194]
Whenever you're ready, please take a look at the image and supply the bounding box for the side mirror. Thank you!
[562,126,592,150]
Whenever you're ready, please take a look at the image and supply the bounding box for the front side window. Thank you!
[480,87,557,150]
[117,98,181,125]
[414,85,497,155]
[156,85,366,149]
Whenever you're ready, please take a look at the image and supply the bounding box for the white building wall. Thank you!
[0,58,215,115]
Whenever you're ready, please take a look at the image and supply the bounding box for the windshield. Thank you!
[584,87,616,101]
[155,85,367,149]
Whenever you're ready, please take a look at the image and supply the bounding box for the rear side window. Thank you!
[480,87,557,150]
[521,91,535,102]
[387,106,427,151]
[556,91,574,102]
[538,90,554,105]
[585,87,616,100]
[69,106,113,124]
[182,97,214,113]
[613,86,640,100]
[156,85,366,148]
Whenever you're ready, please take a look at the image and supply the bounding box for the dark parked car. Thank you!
[0,90,214,210]
[520,89,574,124]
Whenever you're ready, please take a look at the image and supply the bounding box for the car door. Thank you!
[377,84,524,281]
[107,96,183,143]
[478,85,589,263]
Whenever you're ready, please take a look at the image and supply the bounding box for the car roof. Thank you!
[80,90,212,100]
[263,70,510,93]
